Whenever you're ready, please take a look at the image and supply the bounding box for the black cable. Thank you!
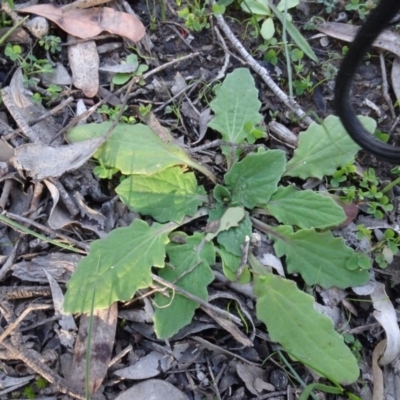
[334,0,400,164]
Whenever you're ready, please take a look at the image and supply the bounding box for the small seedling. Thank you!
[178,0,211,31]
[39,35,62,54]
[98,105,136,124]
[112,54,149,86]
[356,225,400,269]
[345,0,373,20]
[241,0,299,41]
[4,44,53,76]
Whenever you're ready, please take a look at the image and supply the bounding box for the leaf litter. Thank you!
[0,1,399,399]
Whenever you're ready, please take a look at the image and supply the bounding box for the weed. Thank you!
[241,0,299,41]
[111,53,149,86]
[332,164,394,220]
[177,0,211,31]
[356,225,400,269]
[63,69,375,390]
[316,0,336,13]
[98,105,137,124]
[39,35,62,54]
[345,0,375,20]
[4,44,53,76]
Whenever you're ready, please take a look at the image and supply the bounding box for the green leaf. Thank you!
[153,233,215,339]
[112,73,132,86]
[241,0,271,15]
[126,54,139,69]
[213,184,232,204]
[277,0,299,10]
[285,116,376,179]
[216,212,252,257]
[218,246,251,283]
[64,219,171,313]
[254,274,359,384]
[225,149,286,208]
[299,383,343,400]
[260,18,275,40]
[208,68,263,147]
[270,225,370,288]
[266,186,346,229]
[116,167,207,223]
[268,2,317,62]
[205,207,245,241]
[67,122,215,181]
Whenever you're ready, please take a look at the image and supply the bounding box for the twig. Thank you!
[379,51,396,119]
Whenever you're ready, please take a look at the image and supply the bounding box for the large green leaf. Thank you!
[67,122,215,181]
[225,149,286,208]
[63,219,171,313]
[208,68,263,147]
[270,225,370,288]
[153,233,215,339]
[285,115,376,179]
[266,186,346,229]
[254,274,359,384]
[116,167,207,223]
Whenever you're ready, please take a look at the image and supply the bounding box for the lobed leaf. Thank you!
[225,149,287,208]
[67,122,209,177]
[270,225,370,288]
[254,274,359,384]
[116,167,207,223]
[208,68,263,156]
[64,219,171,313]
[266,186,347,229]
[153,233,215,339]
[285,115,376,179]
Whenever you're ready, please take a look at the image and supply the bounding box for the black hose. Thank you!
[334,0,400,164]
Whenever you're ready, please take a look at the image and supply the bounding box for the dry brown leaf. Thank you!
[318,22,400,58]
[61,0,112,12]
[11,136,105,180]
[114,379,189,400]
[20,4,145,42]
[68,303,118,393]
[391,57,400,102]
[372,339,386,400]
[114,351,174,379]
[370,282,400,365]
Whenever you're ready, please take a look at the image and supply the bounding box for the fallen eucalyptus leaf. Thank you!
[20,4,145,42]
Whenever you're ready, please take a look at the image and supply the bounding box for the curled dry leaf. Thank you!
[370,282,400,365]
[11,136,105,180]
[391,57,400,102]
[20,4,145,42]
[67,303,118,394]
